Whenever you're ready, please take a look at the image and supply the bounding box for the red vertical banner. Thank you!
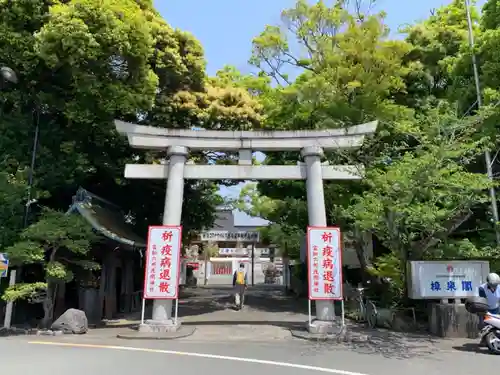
[144,226,182,299]
[307,227,343,300]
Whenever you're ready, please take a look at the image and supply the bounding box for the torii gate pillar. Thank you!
[302,146,336,328]
[142,146,188,331]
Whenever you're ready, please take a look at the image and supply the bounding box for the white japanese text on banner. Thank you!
[307,227,343,300]
[144,226,182,299]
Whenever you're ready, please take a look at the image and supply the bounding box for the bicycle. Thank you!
[353,287,417,330]
[353,287,378,328]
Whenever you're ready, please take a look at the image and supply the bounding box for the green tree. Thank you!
[0,0,263,246]
[344,110,493,300]
[403,0,500,238]
[246,0,415,268]
[235,183,304,258]
[244,0,500,298]
[469,0,500,122]
[402,0,476,110]
[0,171,26,249]
[3,209,98,327]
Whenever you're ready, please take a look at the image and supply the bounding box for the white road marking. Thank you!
[28,341,371,375]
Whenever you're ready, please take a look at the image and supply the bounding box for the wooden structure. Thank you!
[67,188,146,322]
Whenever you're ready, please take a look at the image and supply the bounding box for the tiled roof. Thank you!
[68,187,146,248]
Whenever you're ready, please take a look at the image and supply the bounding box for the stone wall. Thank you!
[429,303,480,338]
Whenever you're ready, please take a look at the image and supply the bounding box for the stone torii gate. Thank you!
[115,119,377,333]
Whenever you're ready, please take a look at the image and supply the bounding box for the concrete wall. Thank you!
[429,303,480,338]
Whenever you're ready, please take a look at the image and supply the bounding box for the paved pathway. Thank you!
[180,285,309,341]
[107,285,310,341]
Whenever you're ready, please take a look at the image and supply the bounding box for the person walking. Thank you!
[233,263,248,310]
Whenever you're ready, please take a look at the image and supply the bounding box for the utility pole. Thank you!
[23,107,40,228]
[464,0,500,246]
[251,242,255,286]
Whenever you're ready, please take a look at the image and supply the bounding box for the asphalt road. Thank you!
[2,334,500,375]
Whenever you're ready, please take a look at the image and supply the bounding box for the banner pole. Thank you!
[341,299,345,327]
[308,299,312,326]
[140,297,146,325]
[174,298,179,326]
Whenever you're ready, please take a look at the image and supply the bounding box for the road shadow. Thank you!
[178,296,231,317]
[178,285,310,318]
[243,290,310,315]
[94,292,230,328]
[451,342,491,355]
[297,324,445,360]
[175,286,309,336]
[182,319,303,330]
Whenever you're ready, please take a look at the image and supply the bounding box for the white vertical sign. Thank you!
[144,226,182,299]
[307,227,343,300]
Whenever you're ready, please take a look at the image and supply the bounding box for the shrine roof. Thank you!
[208,208,266,232]
[67,187,146,249]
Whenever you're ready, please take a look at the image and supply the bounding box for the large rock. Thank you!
[51,308,88,334]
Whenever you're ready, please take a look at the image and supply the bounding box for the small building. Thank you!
[3,188,148,327]
[189,207,373,286]
[189,207,278,285]
[66,188,146,323]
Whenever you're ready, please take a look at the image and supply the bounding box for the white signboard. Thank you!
[144,226,182,299]
[307,227,343,300]
[218,247,270,256]
[219,248,247,255]
[407,260,490,299]
[201,231,259,242]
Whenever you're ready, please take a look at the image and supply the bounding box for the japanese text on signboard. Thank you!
[200,231,259,242]
[407,261,488,299]
[430,280,473,292]
[144,226,181,299]
[307,227,342,300]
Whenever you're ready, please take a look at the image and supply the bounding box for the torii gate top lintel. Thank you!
[114,120,378,151]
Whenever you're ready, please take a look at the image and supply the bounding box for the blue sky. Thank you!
[152,0,466,224]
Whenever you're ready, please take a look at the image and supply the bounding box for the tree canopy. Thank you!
[0,0,261,241]
[234,0,500,302]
